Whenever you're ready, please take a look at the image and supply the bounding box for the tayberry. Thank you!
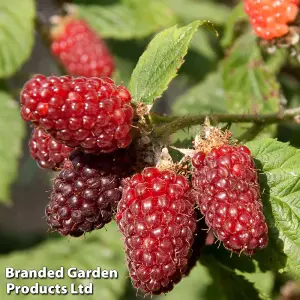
[192,145,268,255]
[51,19,114,77]
[46,149,133,237]
[116,167,197,294]
[244,0,299,40]
[20,75,134,153]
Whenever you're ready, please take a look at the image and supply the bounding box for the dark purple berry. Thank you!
[46,149,133,237]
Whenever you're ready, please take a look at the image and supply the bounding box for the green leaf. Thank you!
[246,138,300,278]
[107,39,147,86]
[171,70,275,142]
[277,75,300,148]
[75,0,175,40]
[203,246,274,300]
[158,262,216,300]
[113,56,136,86]
[240,269,274,300]
[0,223,127,299]
[279,74,300,109]
[172,71,227,116]
[201,255,262,300]
[0,89,25,204]
[167,0,231,25]
[221,2,247,49]
[189,30,217,61]
[265,48,288,74]
[129,20,217,104]
[166,0,222,62]
[0,0,35,78]
[161,254,262,300]
[174,38,281,116]
[222,33,280,115]
[170,125,201,153]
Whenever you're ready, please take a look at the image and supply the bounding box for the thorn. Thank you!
[239,248,245,257]
[196,216,205,222]
[200,227,210,232]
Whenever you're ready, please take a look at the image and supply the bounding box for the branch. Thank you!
[153,107,300,137]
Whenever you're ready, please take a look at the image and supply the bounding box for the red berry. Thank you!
[116,168,197,294]
[20,75,134,153]
[29,128,72,170]
[192,145,268,255]
[46,149,133,237]
[51,19,114,77]
[244,0,299,40]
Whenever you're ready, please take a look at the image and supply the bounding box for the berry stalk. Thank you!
[152,106,300,138]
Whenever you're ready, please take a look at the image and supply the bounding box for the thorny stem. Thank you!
[153,107,300,138]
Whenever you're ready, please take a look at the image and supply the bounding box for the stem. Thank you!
[153,107,300,137]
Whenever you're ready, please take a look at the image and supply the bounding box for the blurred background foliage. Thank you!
[0,0,300,299]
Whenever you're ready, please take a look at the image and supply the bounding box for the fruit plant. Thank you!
[1,0,300,299]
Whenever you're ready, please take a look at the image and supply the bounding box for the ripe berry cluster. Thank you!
[20,73,135,238]
[19,23,268,292]
[19,18,133,242]
[244,0,300,40]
